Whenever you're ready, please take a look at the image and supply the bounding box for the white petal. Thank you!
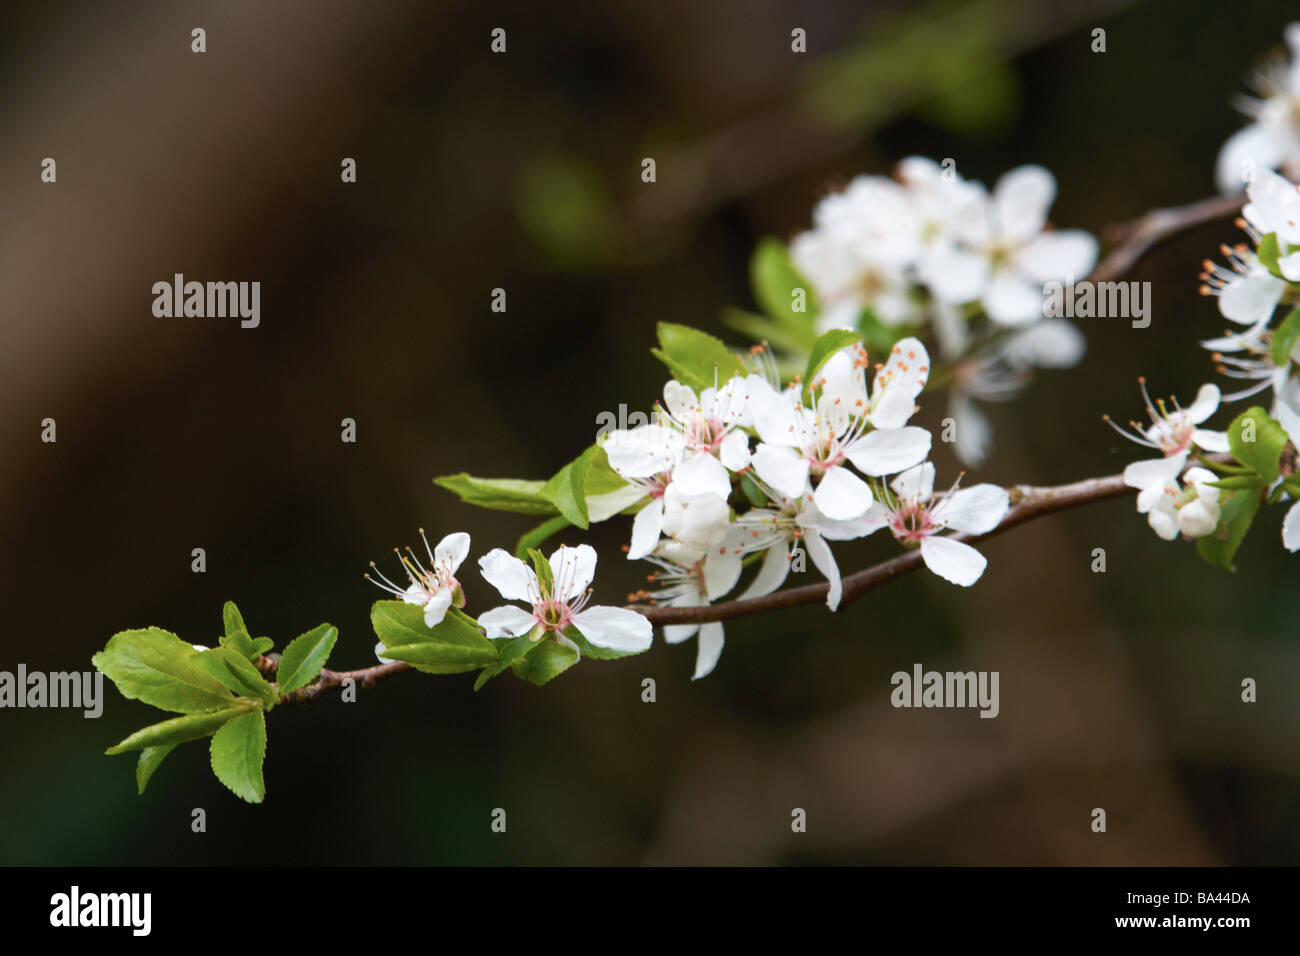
[891,461,936,501]
[692,623,725,680]
[1017,230,1098,282]
[1003,318,1086,369]
[1216,123,1284,194]
[422,588,453,628]
[918,245,990,304]
[753,442,812,498]
[628,497,665,560]
[478,549,538,603]
[478,605,537,639]
[803,530,842,611]
[813,464,874,521]
[951,394,993,467]
[919,535,987,586]
[867,384,918,429]
[571,606,653,652]
[604,424,682,478]
[1177,499,1218,538]
[1192,429,1230,453]
[993,165,1055,241]
[1283,500,1300,552]
[739,543,793,599]
[1280,251,1300,282]
[587,484,647,523]
[983,272,1045,326]
[702,552,743,601]
[548,544,597,603]
[434,532,471,572]
[813,500,890,541]
[673,451,732,499]
[1186,383,1221,424]
[663,380,699,420]
[664,622,700,644]
[933,484,1009,535]
[1148,506,1179,541]
[1123,453,1187,497]
[1219,270,1285,325]
[717,429,751,472]
[844,426,932,476]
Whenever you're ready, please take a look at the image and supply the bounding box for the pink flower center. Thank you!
[889,503,936,543]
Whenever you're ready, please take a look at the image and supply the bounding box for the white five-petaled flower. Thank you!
[367,529,470,628]
[919,165,1098,327]
[477,545,652,655]
[1198,244,1287,325]
[727,485,884,611]
[1145,466,1223,541]
[604,375,756,504]
[749,340,933,520]
[863,462,1010,587]
[638,539,741,680]
[1110,381,1230,513]
[1215,24,1300,194]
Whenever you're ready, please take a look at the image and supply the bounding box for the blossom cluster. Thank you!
[784,156,1098,466]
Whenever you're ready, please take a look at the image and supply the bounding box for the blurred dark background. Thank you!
[1,0,1297,865]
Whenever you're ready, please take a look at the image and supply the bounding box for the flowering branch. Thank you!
[1088,192,1245,284]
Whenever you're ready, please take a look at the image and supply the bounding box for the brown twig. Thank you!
[281,192,1241,704]
[1087,192,1244,284]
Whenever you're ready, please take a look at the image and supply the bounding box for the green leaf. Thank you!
[1228,406,1289,483]
[191,648,279,707]
[723,306,815,356]
[515,515,572,559]
[92,628,237,715]
[1207,475,1267,492]
[804,329,862,402]
[222,601,248,640]
[136,745,177,795]
[583,444,629,497]
[250,637,275,656]
[209,710,267,804]
[1271,308,1300,368]
[857,308,915,355]
[541,447,594,528]
[219,629,257,661]
[433,474,558,515]
[378,642,499,674]
[739,471,770,508]
[751,239,819,335]
[474,635,539,690]
[1196,488,1263,571]
[650,322,748,393]
[1257,233,1283,276]
[275,623,338,696]
[512,639,580,686]
[527,548,554,591]
[372,602,495,654]
[106,705,250,755]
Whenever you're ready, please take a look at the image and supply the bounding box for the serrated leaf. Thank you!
[136,744,177,795]
[1228,406,1288,483]
[723,306,816,355]
[541,448,594,528]
[92,628,237,714]
[804,329,862,402]
[1271,308,1300,368]
[222,601,248,639]
[275,623,338,696]
[1196,487,1262,571]
[219,629,257,661]
[433,474,558,515]
[250,637,275,656]
[107,705,250,755]
[512,639,580,686]
[1257,233,1283,276]
[371,602,494,654]
[651,322,748,393]
[191,647,279,707]
[210,710,267,804]
[377,642,499,675]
